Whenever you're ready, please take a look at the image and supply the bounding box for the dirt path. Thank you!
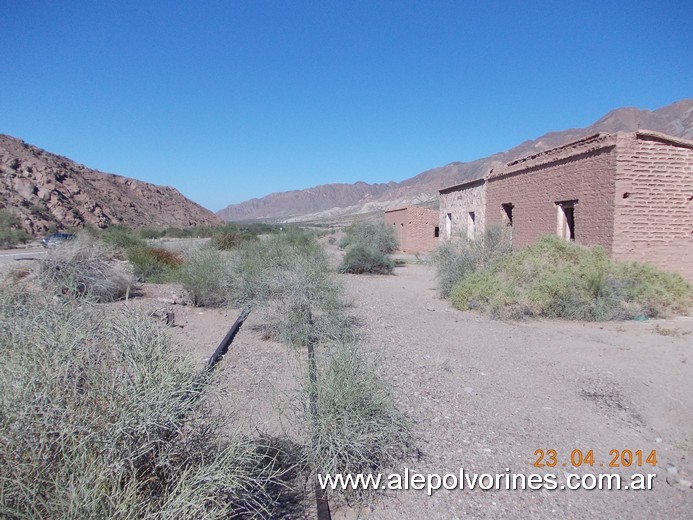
[118,256,692,519]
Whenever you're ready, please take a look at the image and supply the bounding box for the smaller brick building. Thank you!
[439,178,486,241]
[384,206,439,253]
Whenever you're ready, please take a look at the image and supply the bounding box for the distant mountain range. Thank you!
[217,99,693,224]
[2,99,691,234]
[0,135,220,234]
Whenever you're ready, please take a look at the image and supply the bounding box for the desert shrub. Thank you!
[235,231,413,505]
[0,209,29,248]
[39,234,132,302]
[127,245,183,282]
[175,248,235,307]
[99,225,146,249]
[0,287,282,518]
[137,228,166,239]
[161,226,197,238]
[610,261,693,318]
[234,231,343,346]
[211,230,255,250]
[339,244,394,274]
[339,220,398,254]
[431,225,512,298]
[338,221,398,277]
[285,341,413,503]
[153,223,277,241]
[450,236,692,320]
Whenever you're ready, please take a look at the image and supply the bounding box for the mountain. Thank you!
[217,99,693,224]
[0,135,220,234]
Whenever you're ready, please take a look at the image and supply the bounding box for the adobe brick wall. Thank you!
[486,134,618,252]
[384,206,439,253]
[439,179,486,241]
[612,132,693,280]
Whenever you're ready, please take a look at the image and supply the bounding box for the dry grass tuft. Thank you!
[39,234,132,302]
[0,286,284,518]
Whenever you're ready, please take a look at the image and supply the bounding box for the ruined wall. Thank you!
[384,206,439,253]
[439,179,486,241]
[486,134,618,252]
[612,132,693,280]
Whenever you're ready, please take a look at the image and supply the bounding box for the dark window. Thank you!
[434,226,440,238]
[502,203,514,226]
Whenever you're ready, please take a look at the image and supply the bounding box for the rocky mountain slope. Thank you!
[217,99,693,224]
[0,135,220,234]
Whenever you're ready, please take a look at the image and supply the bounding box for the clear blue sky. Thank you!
[1,1,691,211]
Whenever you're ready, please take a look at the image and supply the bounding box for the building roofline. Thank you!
[498,132,614,173]
[384,206,409,213]
[384,204,438,214]
[438,176,486,194]
[489,130,693,181]
[488,132,617,180]
[636,130,693,149]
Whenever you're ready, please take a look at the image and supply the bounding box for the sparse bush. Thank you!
[450,236,692,320]
[235,231,412,506]
[211,230,254,250]
[338,221,398,277]
[339,244,394,275]
[39,234,132,302]
[0,287,282,518]
[127,245,183,282]
[176,247,235,307]
[137,228,166,239]
[0,209,29,248]
[286,341,413,503]
[432,226,512,298]
[234,231,343,345]
[99,225,146,249]
[339,221,398,254]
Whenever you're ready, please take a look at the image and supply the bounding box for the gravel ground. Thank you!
[331,262,692,519]
[152,253,692,519]
[7,248,690,518]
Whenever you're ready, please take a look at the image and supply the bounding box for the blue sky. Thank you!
[1,1,691,211]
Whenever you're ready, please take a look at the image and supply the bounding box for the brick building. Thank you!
[483,131,693,280]
[384,206,439,253]
[439,178,486,241]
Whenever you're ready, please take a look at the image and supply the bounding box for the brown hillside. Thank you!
[0,135,220,234]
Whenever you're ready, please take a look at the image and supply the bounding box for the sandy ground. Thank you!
[134,247,692,519]
[3,247,691,519]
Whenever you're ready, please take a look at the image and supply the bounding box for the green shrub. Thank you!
[339,245,394,274]
[39,234,132,302]
[450,236,692,320]
[99,226,145,249]
[234,231,413,504]
[234,231,343,346]
[0,287,282,518]
[339,221,398,254]
[176,248,235,307]
[0,209,29,248]
[211,230,255,250]
[286,341,413,502]
[431,226,512,298]
[137,228,166,239]
[127,245,183,282]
